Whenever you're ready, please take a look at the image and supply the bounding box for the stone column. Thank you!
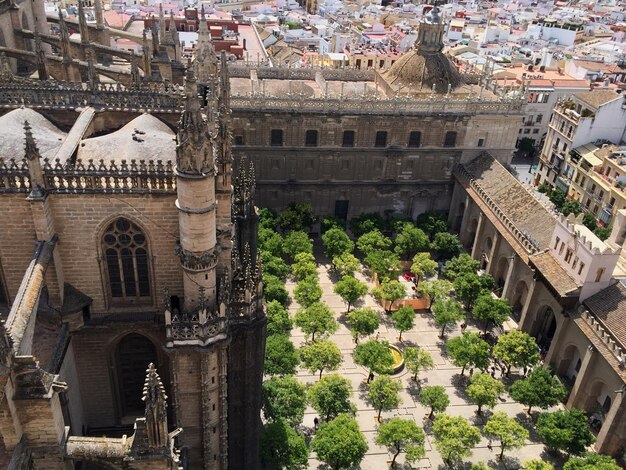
[518,277,537,331]
[471,212,484,259]
[486,232,500,275]
[567,345,596,408]
[500,255,517,300]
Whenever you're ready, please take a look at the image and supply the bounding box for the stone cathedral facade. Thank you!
[0,52,265,470]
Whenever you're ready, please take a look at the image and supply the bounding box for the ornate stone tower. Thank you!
[166,67,229,469]
[163,59,265,469]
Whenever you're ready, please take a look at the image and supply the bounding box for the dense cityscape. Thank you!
[0,0,624,468]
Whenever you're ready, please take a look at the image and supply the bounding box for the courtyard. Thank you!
[286,250,558,469]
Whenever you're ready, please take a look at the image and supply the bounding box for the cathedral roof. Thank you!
[78,114,175,163]
[0,108,66,160]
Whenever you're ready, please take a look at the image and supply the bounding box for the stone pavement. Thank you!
[284,253,561,470]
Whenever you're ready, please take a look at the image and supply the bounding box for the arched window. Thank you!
[103,218,151,300]
[444,131,457,147]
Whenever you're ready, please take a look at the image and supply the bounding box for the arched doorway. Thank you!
[453,202,465,232]
[480,236,493,269]
[115,333,157,417]
[585,381,612,434]
[557,344,581,387]
[494,256,509,294]
[534,307,557,352]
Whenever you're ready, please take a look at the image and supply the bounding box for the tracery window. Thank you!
[103,218,151,299]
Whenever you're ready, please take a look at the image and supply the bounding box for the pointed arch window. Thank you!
[103,218,151,299]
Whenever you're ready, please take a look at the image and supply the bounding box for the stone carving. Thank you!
[143,363,168,448]
[175,242,219,271]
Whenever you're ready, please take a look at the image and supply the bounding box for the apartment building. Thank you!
[535,89,626,192]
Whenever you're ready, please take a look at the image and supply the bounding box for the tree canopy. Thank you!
[536,409,595,456]
[266,300,293,336]
[323,227,355,260]
[357,229,392,254]
[509,368,567,414]
[333,252,361,277]
[365,250,402,283]
[300,340,343,379]
[454,273,495,310]
[307,374,355,421]
[472,294,512,334]
[375,418,426,467]
[391,306,416,341]
[466,371,504,414]
[294,277,323,307]
[260,419,309,470]
[443,254,480,281]
[311,414,369,470]
[261,375,307,426]
[283,230,314,259]
[411,252,438,288]
[259,228,284,257]
[350,213,385,237]
[278,202,315,233]
[263,274,290,307]
[483,411,529,460]
[419,279,454,310]
[294,302,338,342]
[493,330,540,375]
[446,332,491,375]
[354,339,394,380]
[432,298,465,338]
[432,414,481,466]
[394,225,430,260]
[431,232,463,260]
[334,276,368,312]
[403,346,434,382]
[563,453,622,470]
[419,385,449,419]
[346,307,379,343]
[523,460,555,470]
[416,212,449,240]
[373,279,406,314]
[265,334,300,376]
[368,375,402,420]
[262,253,290,279]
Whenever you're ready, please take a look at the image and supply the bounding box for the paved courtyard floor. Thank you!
[284,252,564,469]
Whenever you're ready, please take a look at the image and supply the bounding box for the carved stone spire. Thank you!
[24,121,46,198]
[194,4,218,83]
[232,157,258,269]
[34,29,48,81]
[58,9,73,63]
[219,50,230,111]
[78,0,90,44]
[151,16,159,57]
[159,3,167,44]
[167,11,181,62]
[142,363,168,448]
[176,66,213,175]
[130,55,140,86]
[86,47,99,87]
[0,53,12,82]
[94,0,105,29]
[142,29,152,77]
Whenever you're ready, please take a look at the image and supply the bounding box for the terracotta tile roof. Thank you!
[575,90,622,109]
[461,153,556,250]
[529,251,580,297]
[583,281,626,349]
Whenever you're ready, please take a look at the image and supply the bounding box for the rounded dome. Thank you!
[386,49,463,93]
[0,108,66,160]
